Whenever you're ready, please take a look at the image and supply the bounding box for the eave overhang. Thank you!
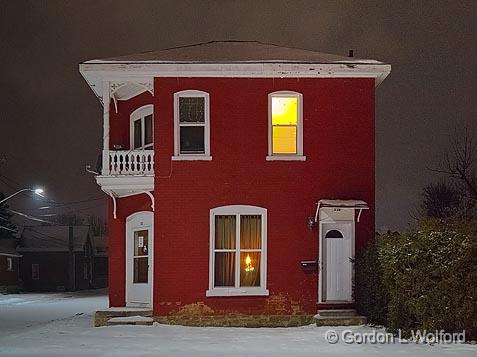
[79,61,391,102]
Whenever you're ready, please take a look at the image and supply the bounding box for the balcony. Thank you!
[106,150,154,176]
[95,150,154,198]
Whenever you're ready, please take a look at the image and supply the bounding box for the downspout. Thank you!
[102,81,110,176]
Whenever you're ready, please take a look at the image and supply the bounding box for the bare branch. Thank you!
[432,126,477,201]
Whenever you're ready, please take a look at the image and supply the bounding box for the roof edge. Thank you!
[79,62,391,100]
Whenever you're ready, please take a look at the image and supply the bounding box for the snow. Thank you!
[0,289,107,337]
[0,291,475,357]
[317,199,369,208]
[104,306,151,312]
[108,315,153,323]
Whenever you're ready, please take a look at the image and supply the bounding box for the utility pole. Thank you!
[68,225,75,291]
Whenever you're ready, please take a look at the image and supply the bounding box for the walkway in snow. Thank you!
[0,291,475,356]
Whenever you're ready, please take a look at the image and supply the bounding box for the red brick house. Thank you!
[79,41,390,322]
[0,239,21,293]
[17,226,94,291]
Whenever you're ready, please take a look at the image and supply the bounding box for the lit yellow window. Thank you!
[272,97,298,154]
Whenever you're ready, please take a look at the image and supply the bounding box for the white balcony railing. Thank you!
[104,150,154,176]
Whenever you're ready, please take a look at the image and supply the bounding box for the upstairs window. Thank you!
[267,91,305,161]
[173,90,211,160]
[207,205,268,297]
[130,105,153,150]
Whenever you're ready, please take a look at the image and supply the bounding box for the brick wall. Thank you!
[108,77,375,316]
[0,255,20,287]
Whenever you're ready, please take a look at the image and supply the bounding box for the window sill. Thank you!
[206,288,269,297]
[172,155,212,161]
[266,155,306,161]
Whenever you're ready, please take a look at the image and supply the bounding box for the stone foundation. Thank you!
[155,314,314,327]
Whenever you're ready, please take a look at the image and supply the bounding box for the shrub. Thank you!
[354,219,477,340]
[353,236,388,325]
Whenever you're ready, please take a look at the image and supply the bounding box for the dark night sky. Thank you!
[0,1,476,230]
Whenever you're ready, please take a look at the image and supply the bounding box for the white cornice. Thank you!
[79,62,391,100]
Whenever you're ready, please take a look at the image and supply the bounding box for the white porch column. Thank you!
[102,81,110,176]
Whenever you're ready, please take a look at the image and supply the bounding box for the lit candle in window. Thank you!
[245,254,254,272]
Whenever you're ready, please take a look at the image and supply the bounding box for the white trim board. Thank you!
[80,62,391,100]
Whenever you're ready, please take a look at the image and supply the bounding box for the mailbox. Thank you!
[300,260,318,272]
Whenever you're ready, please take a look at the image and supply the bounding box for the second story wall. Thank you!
[153,77,375,199]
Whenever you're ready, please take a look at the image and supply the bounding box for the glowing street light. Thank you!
[0,187,45,204]
[34,188,44,195]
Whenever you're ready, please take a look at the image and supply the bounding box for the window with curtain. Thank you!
[268,91,304,160]
[208,206,268,297]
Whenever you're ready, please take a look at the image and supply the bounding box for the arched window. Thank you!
[325,229,344,239]
[207,205,268,297]
[173,90,211,160]
[267,91,305,161]
[130,105,153,150]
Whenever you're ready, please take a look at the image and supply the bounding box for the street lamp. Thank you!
[0,188,45,204]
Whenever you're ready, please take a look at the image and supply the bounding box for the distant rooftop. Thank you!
[0,239,21,257]
[17,226,90,252]
[85,40,384,65]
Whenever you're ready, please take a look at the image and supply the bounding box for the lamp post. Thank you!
[0,188,44,204]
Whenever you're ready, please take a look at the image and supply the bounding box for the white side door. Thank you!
[126,211,153,307]
[322,222,353,302]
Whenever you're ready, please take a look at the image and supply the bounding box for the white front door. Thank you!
[126,211,153,307]
[321,222,353,302]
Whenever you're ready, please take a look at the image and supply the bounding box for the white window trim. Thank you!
[6,257,13,271]
[268,91,305,160]
[172,155,212,161]
[173,90,211,160]
[130,104,154,150]
[207,205,268,297]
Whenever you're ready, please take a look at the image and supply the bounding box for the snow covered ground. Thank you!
[0,291,475,357]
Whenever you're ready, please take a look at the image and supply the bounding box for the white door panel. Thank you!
[126,212,153,307]
[322,222,353,302]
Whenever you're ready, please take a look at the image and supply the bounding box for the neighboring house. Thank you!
[17,226,94,291]
[91,235,108,288]
[79,41,391,319]
[0,239,22,293]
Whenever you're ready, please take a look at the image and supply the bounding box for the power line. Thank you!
[8,209,55,225]
[0,225,16,232]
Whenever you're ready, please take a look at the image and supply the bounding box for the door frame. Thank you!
[318,219,355,304]
[125,211,154,308]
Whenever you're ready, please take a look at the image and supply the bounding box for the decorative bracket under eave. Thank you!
[105,190,155,219]
[143,191,155,212]
[109,80,154,113]
[105,191,118,219]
